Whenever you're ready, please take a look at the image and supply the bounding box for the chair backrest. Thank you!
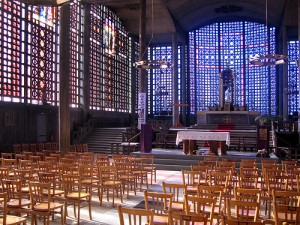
[184,193,216,223]
[162,182,187,204]
[0,192,8,224]
[1,153,13,159]
[197,185,223,214]
[29,181,52,209]
[38,172,58,195]
[181,170,201,186]
[226,198,260,222]
[62,174,81,195]
[144,190,173,218]
[1,179,23,205]
[118,204,154,225]
[272,189,300,225]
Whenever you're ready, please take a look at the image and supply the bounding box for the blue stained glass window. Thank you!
[189,21,276,115]
[287,41,299,115]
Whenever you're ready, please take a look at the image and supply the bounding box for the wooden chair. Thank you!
[82,143,88,152]
[197,185,224,221]
[162,182,187,214]
[114,161,137,198]
[1,153,13,159]
[28,181,64,225]
[181,170,201,195]
[0,192,27,225]
[144,190,173,225]
[1,179,31,217]
[183,193,216,225]
[118,204,154,225]
[21,144,29,152]
[190,165,209,185]
[29,143,37,152]
[140,155,157,185]
[37,143,45,151]
[38,172,64,200]
[13,144,22,154]
[272,189,300,225]
[96,164,123,207]
[61,174,92,224]
[233,187,261,220]
[129,158,148,191]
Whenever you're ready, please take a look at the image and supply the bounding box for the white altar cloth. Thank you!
[176,131,230,146]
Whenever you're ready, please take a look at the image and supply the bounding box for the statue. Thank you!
[225,88,231,103]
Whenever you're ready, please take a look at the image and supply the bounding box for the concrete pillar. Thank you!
[139,0,147,94]
[182,45,187,126]
[83,4,91,120]
[172,33,179,126]
[59,4,71,152]
[282,26,288,119]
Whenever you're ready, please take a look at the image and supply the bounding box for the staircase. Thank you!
[81,127,127,154]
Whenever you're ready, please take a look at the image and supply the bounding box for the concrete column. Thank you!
[59,4,71,152]
[83,4,91,120]
[182,45,187,126]
[139,0,147,94]
[172,33,179,126]
[282,26,288,119]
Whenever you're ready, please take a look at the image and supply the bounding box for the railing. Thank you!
[72,118,94,144]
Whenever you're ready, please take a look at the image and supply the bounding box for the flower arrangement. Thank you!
[256,149,269,158]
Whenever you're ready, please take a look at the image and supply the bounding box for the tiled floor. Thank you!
[51,170,182,225]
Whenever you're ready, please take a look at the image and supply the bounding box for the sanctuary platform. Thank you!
[132,148,279,171]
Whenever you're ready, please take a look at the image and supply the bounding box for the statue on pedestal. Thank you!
[219,67,236,110]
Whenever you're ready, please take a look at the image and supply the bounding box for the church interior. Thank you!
[1,0,300,224]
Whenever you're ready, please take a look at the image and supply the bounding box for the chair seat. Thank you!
[66,192,90,199]
[0,215,27,225]
[170,202,184,211]
[42,189,64,196]
[7,199,31,207]
[186,185,198,193]
[34,202,64,211]
[153,214,169,225]
[81,178,99,184]
[103,180,122,186]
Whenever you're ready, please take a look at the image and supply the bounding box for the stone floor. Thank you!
[42,170,182,225]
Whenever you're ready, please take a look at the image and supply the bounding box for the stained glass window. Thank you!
[189,21,276,115]
[287,40,299,115]
[69,0,84,107]
[89,5,131,112]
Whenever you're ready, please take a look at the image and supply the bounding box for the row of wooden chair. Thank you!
[117,179,300,225]
[12,143,88,154]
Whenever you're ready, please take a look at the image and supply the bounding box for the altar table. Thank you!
[176,131,230,155]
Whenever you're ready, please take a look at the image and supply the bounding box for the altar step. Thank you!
[133,148,280,172]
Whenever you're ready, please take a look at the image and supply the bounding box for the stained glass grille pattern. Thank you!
[69,0,84,107]
[0,1,23,102]
[89,5,131,112]
[287,40,299,115]
[149,46,172,115]
[189,21,276,115]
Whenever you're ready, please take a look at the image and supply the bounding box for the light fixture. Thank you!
[249,54,288,66]
[134,0,171,70]
[135,60,171,69]
[19,0,70,6]
[249,0,288,66]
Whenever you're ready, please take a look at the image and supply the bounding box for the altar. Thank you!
[176,131,230,155]
[197,111,259,125]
